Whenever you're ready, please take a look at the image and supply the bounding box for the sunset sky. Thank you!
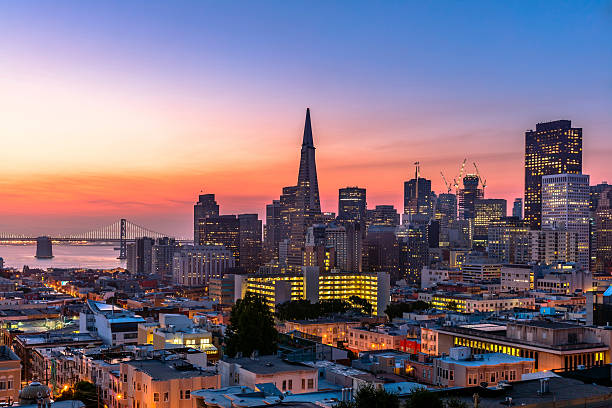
[1,1,611,237]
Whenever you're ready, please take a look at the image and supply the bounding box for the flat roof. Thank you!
[125,359,216,381]
[224,356,317,375]
[438,353,534,367]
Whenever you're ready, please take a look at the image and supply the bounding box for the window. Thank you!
[302,379,305,389]
[0,382,6,390]
[282,380,286,391]
[185,390,190,399]
[153,393,159,402]
[180,390,183,399]
[307,379,314,389]
[450,370,454,381]
[163,392,168,402]
[7,379,13,390]
[288,380,292,390]
[510,370,516,381]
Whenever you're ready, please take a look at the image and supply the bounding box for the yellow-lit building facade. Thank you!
[246,269,390,316]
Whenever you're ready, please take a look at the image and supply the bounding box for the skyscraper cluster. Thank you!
[189,112,609,291]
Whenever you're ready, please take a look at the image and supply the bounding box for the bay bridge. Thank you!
[0,219,187,259]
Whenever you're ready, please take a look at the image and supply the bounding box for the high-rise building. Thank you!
[594,186,612,273]
[524,120,582,229]
[338,187,367,222]
[398,228,428,285]
[263,200,282,263]
[324,221,362,272]
[196,215,240,265]
[193,194,220,242]
[529,229,578,265]
[487,217,529,264]
[458,175,483,220]
[542,173,590,269]
[474,199,507,237]
[127,237,155,274]
[173,245,235,287]
[512,198,523,219]
[238,214,262,272]
[363,226,399,280]
[436,193,457,247]
[288,109,321,265]
[366,205,400,229]
[404,177,434,218]
[589,182,611,271]
[152,237,180,283]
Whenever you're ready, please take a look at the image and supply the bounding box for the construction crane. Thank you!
[473,162,487,196]
[440,171,452,194]
[452,158,467,194]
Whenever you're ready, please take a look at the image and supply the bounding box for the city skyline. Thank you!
[2,1,612,236]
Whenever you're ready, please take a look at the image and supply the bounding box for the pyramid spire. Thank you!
[302,108,314,147]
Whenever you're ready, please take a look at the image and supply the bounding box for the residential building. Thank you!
[218,355,318,393]
[0,346,20,404]
[246,269,390,316]
[347,325,418,353]
[428,321,607,372]
[529,229,578,265]
[420,292,534,313]
[120,359,219,408]
[79,300,145,346]
[208,274,246,305]
[433,347,534,388]
[152,237,180,283]
[280,317,361,346]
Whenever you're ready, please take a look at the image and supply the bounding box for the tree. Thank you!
[444,399,468,408]
[225,293,278,357]
[384,301,430,320]
[56,381,98,408]
[349,296,373,315]
[403,388,443,408]
[335,384,399,408]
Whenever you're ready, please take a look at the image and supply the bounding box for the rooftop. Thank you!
[125,359,217,381]
[438,353,534,367]
[223,355,317,375]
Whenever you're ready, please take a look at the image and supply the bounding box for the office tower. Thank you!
[196,215,240,265]
[458,175,483,220]
[238,214,262,272]
[447,219,473,249]
[590,182,611,270]
[193,194,220,242]
[594,187,612,273]
[324,223,348,270]
[173,245,235,287]
[127,237,155,274]
[524,120,582,229]
[366,205,400,229]
[436,193,457,247]
[288,109,321,265]
[529,230,578,265]
[542,173,590,269]
[263,200,281,263]
[152,237,179,283]
[404,177,434,218]
[474,199,507,237]
[363,226,399,280]
[326,221,363,272]
[398,228,428,285]
[338,187,367,222]
[512,198,523,219]
[487,217,529,264]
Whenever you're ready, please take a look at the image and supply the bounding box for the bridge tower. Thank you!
[118,218,127,260]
